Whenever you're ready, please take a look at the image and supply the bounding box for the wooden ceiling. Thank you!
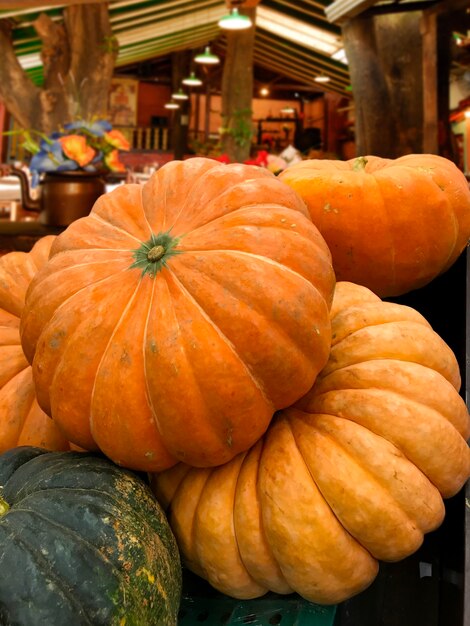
[0,0,351,100]
[2,0,464,102]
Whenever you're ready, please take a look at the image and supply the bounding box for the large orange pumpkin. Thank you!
[0,236,71,452]
[279,154,470,297]
[151,281,470,605]
[20,157,335,472]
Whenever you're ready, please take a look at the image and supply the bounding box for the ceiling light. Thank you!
[259,86,270,96]
[314,75,331,83]
[182,71,203,86]
[195,46,220,64]
[164,102,180,109]
[331,48,348,64]
[218,8,252,31]
[171,89,189,100]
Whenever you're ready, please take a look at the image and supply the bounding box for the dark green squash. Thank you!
[0,446,182,626]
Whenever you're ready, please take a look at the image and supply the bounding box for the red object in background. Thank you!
[213,153,231,164]
[244,150,269,167]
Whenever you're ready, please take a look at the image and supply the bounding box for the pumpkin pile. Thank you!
[0,235,72,452]
[150,280,470,604]
[279,153,470,297]
[0,154,469,621]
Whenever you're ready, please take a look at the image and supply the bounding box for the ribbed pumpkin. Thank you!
[279,154,470,297]
[0,236,72,452]
[0,446,182,626]
[20,157,335,472]
[151,281,470,605]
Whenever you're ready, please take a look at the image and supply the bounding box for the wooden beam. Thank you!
[421,8,438,153]
[0,0,108,7]
[325,0,379,24]
[365,1,438,16]
[225,0,262,7]
[327,0,468,24]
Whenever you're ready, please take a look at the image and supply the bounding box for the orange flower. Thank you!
[105,130,130,151]
[59,135,96,167]
[104,149,126,172]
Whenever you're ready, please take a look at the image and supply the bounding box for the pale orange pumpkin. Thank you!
[20,157,335,472]
[151,281,470,605]
[0,236,71,452]
[279,154,470,297]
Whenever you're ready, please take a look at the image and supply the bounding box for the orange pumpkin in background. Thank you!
[151,281,470,605]
[20,157,335,472]
[279,154,470,297]
[0,236,72,452]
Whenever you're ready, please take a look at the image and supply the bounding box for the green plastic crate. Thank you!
[178,572,337,625]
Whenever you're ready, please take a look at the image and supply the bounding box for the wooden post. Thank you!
[193,93,201,147]
[171,50,191,160]
[220,6,256,162]
[341,1,469,160]
[421,10,438,154]
[0,102,8,162]
[204,80,212,143]
[342,11,424,157]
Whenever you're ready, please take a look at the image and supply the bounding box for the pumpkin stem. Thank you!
[130,230,182,278]
[0,495,9,517]
[353,156,368,171]
[147,245,166,263]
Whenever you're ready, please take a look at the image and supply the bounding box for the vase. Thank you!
[11,168,107,227]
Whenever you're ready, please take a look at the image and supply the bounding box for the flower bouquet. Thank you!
[13,119,130,186]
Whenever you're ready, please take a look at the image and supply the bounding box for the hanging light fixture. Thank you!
[194,46,220,65]
[171,88,189,100]
[218,7,252,31]
[314,74,331,83]
[164,102,180,110]
[182,71,203,86]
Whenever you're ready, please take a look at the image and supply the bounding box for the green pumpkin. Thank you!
[0,447,182,626]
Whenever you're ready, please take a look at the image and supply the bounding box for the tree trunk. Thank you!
[0,4,118,134]
[342,11,424,157]
[220,7,256,163]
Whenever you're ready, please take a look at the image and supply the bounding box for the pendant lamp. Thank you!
[195,46,220,65]
[218,7,252,30]
[182,71,203,86]
[171,89,189,100]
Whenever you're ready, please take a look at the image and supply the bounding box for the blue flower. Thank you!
[18,119,129,185]
[30,151,57,174]
[37,139,63,158]
[29,142,78,186]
